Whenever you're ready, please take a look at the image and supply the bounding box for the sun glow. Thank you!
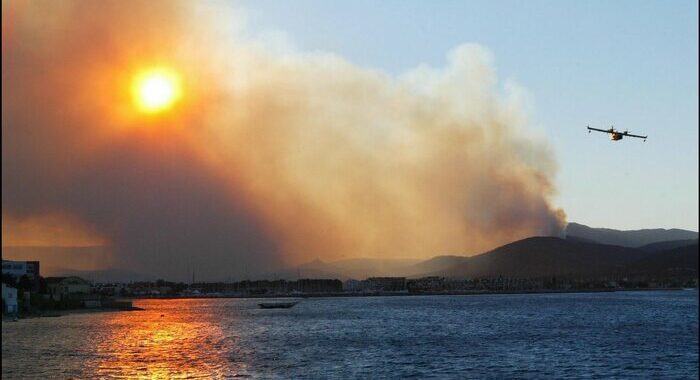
[132,68,182,114]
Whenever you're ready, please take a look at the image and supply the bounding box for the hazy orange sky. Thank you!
[2,1,568,280]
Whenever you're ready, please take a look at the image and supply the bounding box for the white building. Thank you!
[2,283,19,314]
[2,260,40,281]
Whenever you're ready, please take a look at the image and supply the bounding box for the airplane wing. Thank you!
[587,127,610,133]
[623,132,647,139]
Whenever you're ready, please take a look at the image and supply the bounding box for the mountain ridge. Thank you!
[5,223,697,282]
[565,222,698,247]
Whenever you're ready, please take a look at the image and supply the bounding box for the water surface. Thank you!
[2,290,698,379]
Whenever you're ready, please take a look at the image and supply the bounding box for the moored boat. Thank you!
[258,301,298,309]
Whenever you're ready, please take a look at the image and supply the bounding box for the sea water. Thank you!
[2,290,698,379]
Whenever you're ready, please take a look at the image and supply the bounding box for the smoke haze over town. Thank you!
[2,0,619,282]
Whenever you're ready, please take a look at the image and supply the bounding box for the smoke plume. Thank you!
[2,1,565,280]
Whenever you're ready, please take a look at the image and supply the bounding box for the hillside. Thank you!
[628,244,699,275]
[565,223,698,247]
[406,255,468,277]
[292,257,421,280]
[428,237,652,279]
[637,239,699,253]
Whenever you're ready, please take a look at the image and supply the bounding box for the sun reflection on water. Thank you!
[90,299,246,379]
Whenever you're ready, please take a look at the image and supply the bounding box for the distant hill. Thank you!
[637,239,699,253]
[258,261,343,281]
[563,235,600,245]
[266,233,700,281]
[292,257,421,280]
[424,237,652,279]
[406,255,468,277]
[565,222,698,247]
[628,244,699,275]
[330,257,421,279]
[7,224,697,283]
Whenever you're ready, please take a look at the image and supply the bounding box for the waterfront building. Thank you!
[46,276,91,297]
[2,260,41,291]
[364,277,406,291]
[93,283,128,296]
[407,277,446,292]
[343,279,363,292]
[290,279,342,293]
[1,283,19,314]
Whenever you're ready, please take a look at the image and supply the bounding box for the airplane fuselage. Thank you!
[610,132,623,140]
[587,126,646,142]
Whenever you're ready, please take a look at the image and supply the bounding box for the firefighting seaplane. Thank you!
[587,125,647,142]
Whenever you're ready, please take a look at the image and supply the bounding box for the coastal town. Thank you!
[3,258,697,318]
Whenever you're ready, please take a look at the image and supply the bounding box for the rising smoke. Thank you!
[2,1,565,281]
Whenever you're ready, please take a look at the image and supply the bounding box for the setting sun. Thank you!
[132,68,182,114]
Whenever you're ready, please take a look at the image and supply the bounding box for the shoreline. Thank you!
[4,288,692,320]
[128,287,693,301]
[3,306,144,321]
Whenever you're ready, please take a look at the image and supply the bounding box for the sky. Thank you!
[238,0,699,231]
[1,1,697,280]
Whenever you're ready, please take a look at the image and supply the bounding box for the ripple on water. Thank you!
[2,292,698,379]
